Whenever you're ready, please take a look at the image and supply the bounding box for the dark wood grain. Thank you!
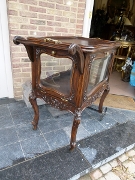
[13,36,120,150]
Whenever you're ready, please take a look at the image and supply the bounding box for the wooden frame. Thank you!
[13,36,120,150]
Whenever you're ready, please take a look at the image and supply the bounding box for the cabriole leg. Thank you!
[99,85,110,113]
[29,93,39,130]
[70,111,81,151]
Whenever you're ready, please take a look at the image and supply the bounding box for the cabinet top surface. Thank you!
[14,36,120,52]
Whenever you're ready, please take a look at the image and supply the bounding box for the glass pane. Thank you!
[40,54,72,95]
[87,54,111,94]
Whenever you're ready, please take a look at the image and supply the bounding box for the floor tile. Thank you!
[0,105,10,117]
[56,115,73,128]
[15,123,42,141]
[100,113,117,129]
[12,111,32,126]
[0,127,19,147]
[20,135,50,159]
[0,98,16,105]
[121,110,135,120]
[43,129,70,150]
[0,142,24,170]
[111,112,128,124]
[81,119,105,136]
[38,118,60,134]
[64,124,90,141]
[0,115,14,129]
[8,101,29,115]
[85,107,102,120]
[29,104,52,120]
[107,107,122,115]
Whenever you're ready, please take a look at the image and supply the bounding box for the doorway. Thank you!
[0,0,13,98]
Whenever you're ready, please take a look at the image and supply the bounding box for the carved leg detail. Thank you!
[29,93,39,130]
[70,111,81,151]
[99,85,110,113]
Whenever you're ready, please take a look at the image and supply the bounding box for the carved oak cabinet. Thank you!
[13,36,119,150]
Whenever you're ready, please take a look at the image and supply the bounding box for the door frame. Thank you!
[82,0,94,37]
[0,0,13,98]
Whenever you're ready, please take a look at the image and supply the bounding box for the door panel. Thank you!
[0,0,13,98]
[0,13,8,98]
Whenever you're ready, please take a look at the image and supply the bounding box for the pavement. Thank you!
[79,148,135,180]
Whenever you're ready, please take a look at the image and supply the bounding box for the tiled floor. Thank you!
[0,100,135,179]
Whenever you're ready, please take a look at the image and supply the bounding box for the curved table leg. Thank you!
[99,85,110,113]
[70,111,81,151]
[29,93,39,130]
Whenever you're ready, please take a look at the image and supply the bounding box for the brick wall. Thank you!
[7,0,86,99]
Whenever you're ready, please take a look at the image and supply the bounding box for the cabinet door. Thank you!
[40,53,73,96]
[87,53,111,95]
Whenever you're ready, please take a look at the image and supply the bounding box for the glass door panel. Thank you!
[40,54,72,95]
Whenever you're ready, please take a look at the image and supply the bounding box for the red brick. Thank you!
[77,19,83,24]
[19,0,37,5]
[14,72,31,78]
[55,27,68,33]
[29,6,46,13]
[38,26,54,31]
[22,68,31,72]
[47,21,61,27]
[49,0,63,4]
[39,1,55,8]
[12,63,30,68]
[30,31,46,36]
[70,19,76,23]
[56,4,70,11]
[10,30,29,35]
[11,58,21,63]
[55,16,69,22]
[21,78,32,83]
[9,23,19,29]
[21,47,27,52]
[71,7,78,12]
[41,67,53,71]
[30,19,45,25]
[13,69,21,73]
[10,46,21,52]
[78,8,85,13]
[78,2,86,8]
[20,11,37,18]
[77,14,84,19]
[12,52,27,58]
[21,58,30,62]
[13,78,22,83]
[46,32,60,36]
[8,10,18,16]
[76,29,82,35]
[38,14,54,20]
[20,25,37,30]
[76,24,83,29]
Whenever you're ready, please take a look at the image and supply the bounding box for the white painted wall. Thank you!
[0,0,13,98]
